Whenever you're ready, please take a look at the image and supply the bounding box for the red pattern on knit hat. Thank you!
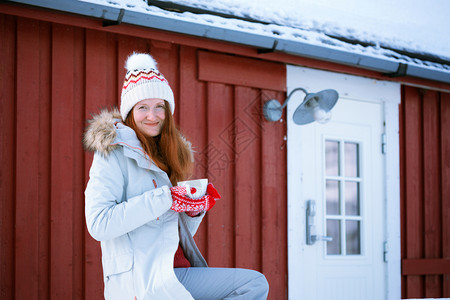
[122,71,169,90]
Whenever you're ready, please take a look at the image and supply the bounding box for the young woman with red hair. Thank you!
[84,53,269,300]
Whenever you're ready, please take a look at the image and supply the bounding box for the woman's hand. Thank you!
[170,183,221,213]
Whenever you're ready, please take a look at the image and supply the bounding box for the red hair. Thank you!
[124,101,193,186]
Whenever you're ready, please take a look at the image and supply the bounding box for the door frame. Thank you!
[286,65,401,300]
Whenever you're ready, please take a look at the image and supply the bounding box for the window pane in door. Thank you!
[344,142,359,177]
[326,180,340,215]
[345,181,360,216]
[346,220,361,255]
[326,219,341,255]
[326,141,340,176]
[325,139,363,257]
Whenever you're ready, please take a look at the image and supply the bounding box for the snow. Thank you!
[79,0,450,64]
[165,0,450,60]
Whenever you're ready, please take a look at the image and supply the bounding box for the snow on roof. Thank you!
[159,0,450,62]
[79,0,450,76]
[20,0,450,82]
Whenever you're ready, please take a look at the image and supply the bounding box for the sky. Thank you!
[82,0,450,62]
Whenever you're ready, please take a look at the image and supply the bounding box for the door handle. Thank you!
[311,235,333,243]
[306,200,333,245]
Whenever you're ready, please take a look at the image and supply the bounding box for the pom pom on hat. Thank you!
[125,52,158,71]
[120,52,175,121]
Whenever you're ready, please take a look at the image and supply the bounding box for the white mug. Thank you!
[177,178,208,199]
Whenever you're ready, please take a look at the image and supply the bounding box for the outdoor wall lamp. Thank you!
[263,87,339,125]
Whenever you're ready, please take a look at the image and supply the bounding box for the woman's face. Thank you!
[133,98,166,137]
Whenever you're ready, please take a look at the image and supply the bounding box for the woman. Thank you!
[84,52,269,300]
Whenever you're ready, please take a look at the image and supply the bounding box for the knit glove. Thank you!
[170,183,221,213]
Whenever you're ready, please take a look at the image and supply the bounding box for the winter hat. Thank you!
[120,52,175,121]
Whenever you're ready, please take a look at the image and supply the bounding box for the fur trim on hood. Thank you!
[83,108,195,161]
[83,108,121,157]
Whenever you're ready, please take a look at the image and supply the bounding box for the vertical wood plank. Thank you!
[38,20,51,300]
[50,23,75,299]
[84,29,117,299]
[179,46,208,253]
[261,90,287,300]
[84,29,117,116]
[206,82,235,267]
[441,92,450,297]
[72,26,86,300]
[422,90,442,297]
[0,14,16,300]
[403,86,424,297]
[234,86,262,270]
[400,86,407,298]
[15,17,41,300]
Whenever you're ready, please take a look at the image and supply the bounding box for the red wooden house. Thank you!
[0,1,449,299]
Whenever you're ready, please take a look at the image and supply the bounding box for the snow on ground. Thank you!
[80,0,450,63]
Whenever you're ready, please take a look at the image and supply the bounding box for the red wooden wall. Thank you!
[3,3,450,300]
[400,86,450,298]
[0,10,287,300]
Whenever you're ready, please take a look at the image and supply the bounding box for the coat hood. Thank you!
[83,108,122,157]
[83,108,194,161]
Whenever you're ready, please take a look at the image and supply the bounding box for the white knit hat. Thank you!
[120,52,175,121]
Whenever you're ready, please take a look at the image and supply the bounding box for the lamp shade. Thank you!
[293,89,339,125]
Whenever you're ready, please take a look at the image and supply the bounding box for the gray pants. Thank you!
[174,267,269,300]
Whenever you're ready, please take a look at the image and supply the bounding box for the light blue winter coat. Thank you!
[84,110,207,300]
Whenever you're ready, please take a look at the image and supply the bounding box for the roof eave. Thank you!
[9,0,450,84]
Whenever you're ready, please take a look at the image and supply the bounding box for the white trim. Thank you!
[384,99,401,300]
[287,65,401,300]
[286,66,400,104]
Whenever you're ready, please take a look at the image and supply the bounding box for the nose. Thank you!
[145,109,158,120]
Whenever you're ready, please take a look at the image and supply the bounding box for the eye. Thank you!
[153,103,166,113]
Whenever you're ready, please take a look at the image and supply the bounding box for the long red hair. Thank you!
[124,101,193,186]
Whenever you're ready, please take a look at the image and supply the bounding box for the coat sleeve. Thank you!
[85,151,172,241]
[179,211,205,237]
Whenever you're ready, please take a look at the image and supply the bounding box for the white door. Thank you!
[287,66,401,300]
